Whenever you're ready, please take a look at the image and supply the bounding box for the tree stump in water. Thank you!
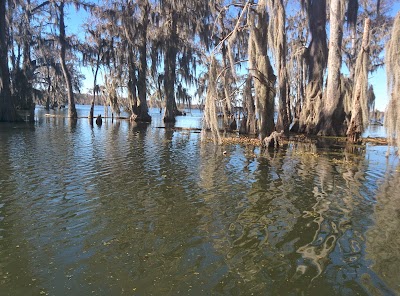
[96,114,102,125]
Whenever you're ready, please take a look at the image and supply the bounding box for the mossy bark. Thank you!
[317,0,346,136]
[249,5,276,140]
[347,18,371,144]
[295,0,327,134]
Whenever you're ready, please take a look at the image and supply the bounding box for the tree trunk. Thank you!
[0,0,20,122]
[127,45,138,115]
[19,0,34,121]
[274,0,290,136]
[163,11,178,123]
[249,5,276,140]
[136,3,151,123]
[58,1,77,119]
[347,18,371,143]
[317,0,346,136]
[221,37,232,127]
[295,0,327,134]
[45,67,51,110]
[384,12,400,150]
[89,63,100,122]
[240,77,257,135]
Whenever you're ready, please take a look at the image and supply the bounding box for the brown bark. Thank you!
[58,1,77,119]
[135,3,151,123]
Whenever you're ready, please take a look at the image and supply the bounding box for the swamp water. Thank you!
[0,106,399,295]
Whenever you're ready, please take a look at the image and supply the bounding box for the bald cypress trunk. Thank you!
[163,11,178,123]
[249,3,276,140]
[384,12,400,150]
[317,0,346,136]
[58,1,77,119]
[136,3,151,123]
[241,77,257,135]
[273,0,290,136]
[295,0,327,134]
[19,0,35,121]
[347,18,371,143]
[0,0,20,122]
[127,45,138,115]
[89,56,100,122]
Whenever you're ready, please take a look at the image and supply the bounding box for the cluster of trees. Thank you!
[202,0,396,145]
[0,0,399,146]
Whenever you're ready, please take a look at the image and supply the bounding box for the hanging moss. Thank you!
[201,56,222,144]
[347,18,371,144]
[384,12,400,152]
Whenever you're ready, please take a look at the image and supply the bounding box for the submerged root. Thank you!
[263,130,284,148]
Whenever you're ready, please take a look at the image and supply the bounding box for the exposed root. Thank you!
[263,130,284,148]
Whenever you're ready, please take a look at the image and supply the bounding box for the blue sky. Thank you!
[65,2,400,111]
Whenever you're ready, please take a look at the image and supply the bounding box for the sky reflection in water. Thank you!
[0,106,399,295]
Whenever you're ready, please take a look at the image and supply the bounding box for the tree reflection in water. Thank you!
[197,141,395,295]
[1,121,399,295]
[366,164,400,295]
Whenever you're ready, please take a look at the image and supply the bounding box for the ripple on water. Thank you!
[0,115,399,295]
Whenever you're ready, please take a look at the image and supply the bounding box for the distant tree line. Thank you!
[0,0,399,148]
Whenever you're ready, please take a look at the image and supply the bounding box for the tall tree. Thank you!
[162,9,178,122]
[84,26,105,121]
[158,0,212,123]
[0,0,20,122]
[95,0,152,122]
[57,1,77,118]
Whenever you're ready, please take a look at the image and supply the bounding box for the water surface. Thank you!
[0,106,399,295]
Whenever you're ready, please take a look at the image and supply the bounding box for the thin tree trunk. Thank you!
[347,18,371,143]
[0,0,20,122]
[58,1,77,119]
[221,43,231,127]
[220,12,233,127]
[89,40,104,121]
[318,0,346,136]
[89,63,100,121]
[163,11,178,123]
[125,43,138,116]
[45,66,51,110]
